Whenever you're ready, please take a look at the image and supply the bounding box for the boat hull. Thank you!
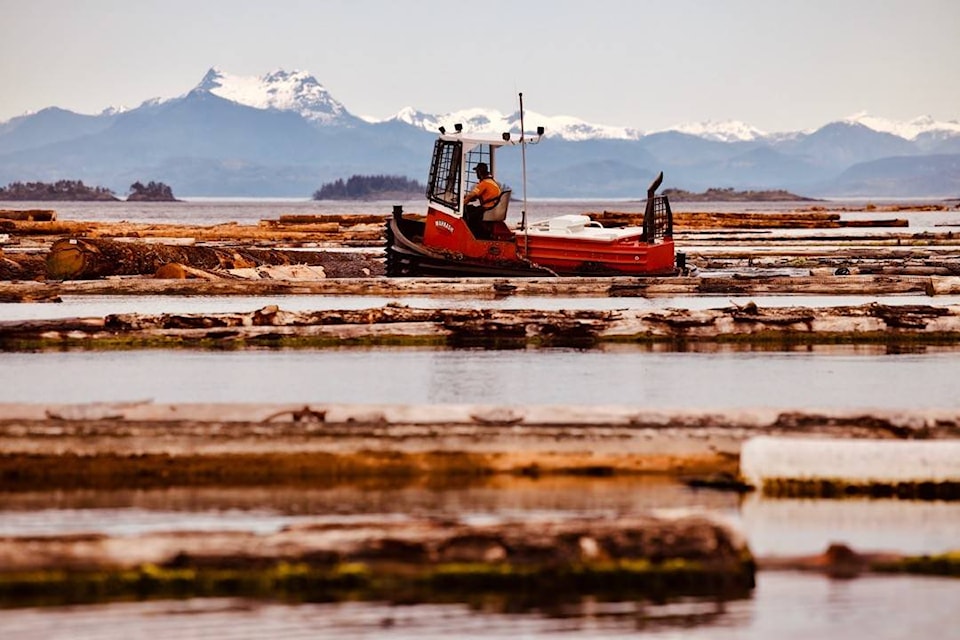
[386,208,677,277]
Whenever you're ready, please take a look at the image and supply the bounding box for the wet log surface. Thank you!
[4,302,960,349]
[5,273,960,301]
[44,236,384,279]
[592,210,911,229]
[1,402,957,489]
[0,513,755,606]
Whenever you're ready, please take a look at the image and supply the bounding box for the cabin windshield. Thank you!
[426,139,462,210]
[463,145,495,198]
[426,138,500,213]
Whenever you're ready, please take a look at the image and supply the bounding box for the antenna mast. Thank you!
[519,92,529,253]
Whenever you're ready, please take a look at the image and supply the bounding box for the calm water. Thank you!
[3,200,959,637]
[0,573,957,640]
[1,347,957,409]
[5,197,959,231]
[0,481,957,639]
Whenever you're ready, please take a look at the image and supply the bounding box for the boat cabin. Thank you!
[425,129,539,229]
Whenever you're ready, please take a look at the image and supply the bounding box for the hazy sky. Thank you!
[1,0,957,132]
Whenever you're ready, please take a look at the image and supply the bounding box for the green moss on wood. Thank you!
[0,557,755,608]
[761,478,960,501]
[872,551,960,577]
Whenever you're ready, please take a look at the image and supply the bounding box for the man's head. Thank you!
[474,162,490,178]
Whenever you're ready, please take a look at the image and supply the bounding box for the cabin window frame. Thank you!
[463,145,495,197]
[426,139,463,211]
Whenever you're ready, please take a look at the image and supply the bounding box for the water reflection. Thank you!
[740,494,960,556]
[2,347,958,408]
[0,478,739,537]
[0,573,956,639]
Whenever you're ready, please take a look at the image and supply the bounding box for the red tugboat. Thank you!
[385,119,679,277]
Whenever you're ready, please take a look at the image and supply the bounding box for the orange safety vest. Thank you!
[466,177,501,209]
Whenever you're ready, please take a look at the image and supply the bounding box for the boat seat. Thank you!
[482,189,511,222]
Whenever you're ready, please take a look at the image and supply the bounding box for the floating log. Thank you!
[46,237,259,279]
[5,302,960,350]
[0,252,46,281]
[265,213,387,225]
[590,210,908,230]
[3,273,960,302]
[757,543,960,579]
[0,209,56,221]
[44,237,377,280]
[0,513,754,607]
[740,437,960,499]
[0,402,957,490]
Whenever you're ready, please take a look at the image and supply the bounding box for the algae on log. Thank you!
[0,514,755,607]
[45,237,330,280]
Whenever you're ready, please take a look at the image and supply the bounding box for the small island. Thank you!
[127,181,180,202]
[0,180,119,201]
[313,175,425,201]
[662,187,817,202]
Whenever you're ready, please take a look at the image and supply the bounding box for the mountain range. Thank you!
[1,67,958,198]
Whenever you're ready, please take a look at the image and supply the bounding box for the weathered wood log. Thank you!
[266,213,387,225]
[741,437,960,499]
[3,273,959,299]
[0,252,46,281]
[46,237,260,279]
[44,237,380,280]
[0,209,57,221]
[590,210,908,230]
[6,302,960,349]
[0,513,754,606]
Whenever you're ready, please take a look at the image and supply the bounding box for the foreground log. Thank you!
[0,513,754,607]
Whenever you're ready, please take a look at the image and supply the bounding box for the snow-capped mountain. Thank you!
[843,111,960,141]
[654,120,769,143]
[194,67,353,125]
[387,106,643,141]
[1,66,958,197]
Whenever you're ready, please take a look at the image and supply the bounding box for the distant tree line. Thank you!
[128,180,178,201]
[313,174,425,200]
[662,187,815,202]
[0,180,118,201]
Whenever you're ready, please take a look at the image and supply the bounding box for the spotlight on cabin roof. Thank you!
[537,126,545,136]
[454,123,463,133]
[502,132,511,141]
[438,126,446,134]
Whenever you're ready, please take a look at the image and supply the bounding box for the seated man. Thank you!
[463,162,501,237]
